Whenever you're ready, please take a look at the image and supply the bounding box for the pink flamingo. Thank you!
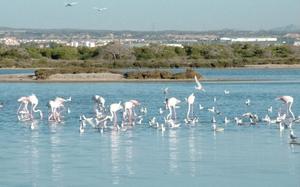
[123,100,140,125]
[186,93,195,120]
[109,102,123,130]
[276,96,295,120]
[17,94,42,120]
[166,97,181,120]
[48,97,71,122]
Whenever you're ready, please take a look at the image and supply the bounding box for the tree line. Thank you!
[0,42,299,68]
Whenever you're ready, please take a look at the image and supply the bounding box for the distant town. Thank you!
[1,25,300,48]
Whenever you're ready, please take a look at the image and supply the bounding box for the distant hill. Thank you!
[270,24,300,33]
[0,25,299,39]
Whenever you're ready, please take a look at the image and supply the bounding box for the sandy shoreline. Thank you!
[243,64,300,68]
[0,72,299,83]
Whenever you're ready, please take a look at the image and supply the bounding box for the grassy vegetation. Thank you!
[1,43,300,70]
[34,67,201,80]
[124,68,201,80]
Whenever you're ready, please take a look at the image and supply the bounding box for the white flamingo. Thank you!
[123,100,140,125]
[109,102,123,130]
[166,97,181,120]
[276,96,295,120]
[48,97,71,122]
[186,93,195,121]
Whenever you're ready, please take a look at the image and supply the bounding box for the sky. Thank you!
[0,0,299,31]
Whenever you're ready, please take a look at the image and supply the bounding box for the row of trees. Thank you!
[0,42,299,69]
[0,42,297,61]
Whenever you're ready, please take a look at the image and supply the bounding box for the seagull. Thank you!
[65,2,78,7]
[224,117,230,124]
[262,114,271,123]
[159,108,164,114]
[208,106,216,113]
[245,99,251,106]
[163,87,169,95]
[224,90,230,95]
[267,106,273,113]
[93,7,107,13]
[213,97,217,103]
[290,130,297,140]
[194,76,205,91]
[211,116,217,123]
[199,104,204,110]
[234,117,243,125]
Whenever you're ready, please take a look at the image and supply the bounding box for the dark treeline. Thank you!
[0,42,300,68]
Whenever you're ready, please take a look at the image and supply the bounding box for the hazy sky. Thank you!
[0,0,299,31]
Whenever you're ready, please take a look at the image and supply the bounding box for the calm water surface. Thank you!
[0,70,300,187]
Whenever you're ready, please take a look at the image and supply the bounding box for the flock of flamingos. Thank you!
[13,76,299,144]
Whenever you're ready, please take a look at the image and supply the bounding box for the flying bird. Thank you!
[194,76,205,91]
[93,7,107,13]
[65,2,78,7]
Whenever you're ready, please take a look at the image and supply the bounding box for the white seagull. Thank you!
[224,90,230,95]
[245,99,251,106]
[93,7,107,13]
[194,76,205,91]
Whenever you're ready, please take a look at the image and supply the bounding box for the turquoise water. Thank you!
[0,69,34,75]
[0,71,300,186]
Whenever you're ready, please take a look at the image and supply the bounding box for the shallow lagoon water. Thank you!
[0,71,300,186]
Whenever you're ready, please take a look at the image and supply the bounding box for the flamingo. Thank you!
[186,93,195,121]
[123,100,140,125]
[109,102,123,130]
[166,97,181,120]
[93,95,106,118]
[48,97,71,122]
[28,94,43,119]
[17,94,42,120]
[276,96,295,120]
[17,96,30,118]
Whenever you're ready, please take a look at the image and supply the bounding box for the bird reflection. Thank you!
[111,131,121,185]
[169,130,178,174]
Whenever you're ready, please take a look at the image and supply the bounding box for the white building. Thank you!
[163,43,184,48]
[84,41,96,48]
[0,37,20,46]
[221,37,277,42]
[294,41,300,46]
[70,41,79,47]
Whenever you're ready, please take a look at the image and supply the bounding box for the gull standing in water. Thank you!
[245,99,251,106]
[290,129,297,141]
[224,90,230,95]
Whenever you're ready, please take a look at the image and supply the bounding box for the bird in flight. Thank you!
[194,75,205,92]
[65,2,78,7]
[93,7,107,13]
